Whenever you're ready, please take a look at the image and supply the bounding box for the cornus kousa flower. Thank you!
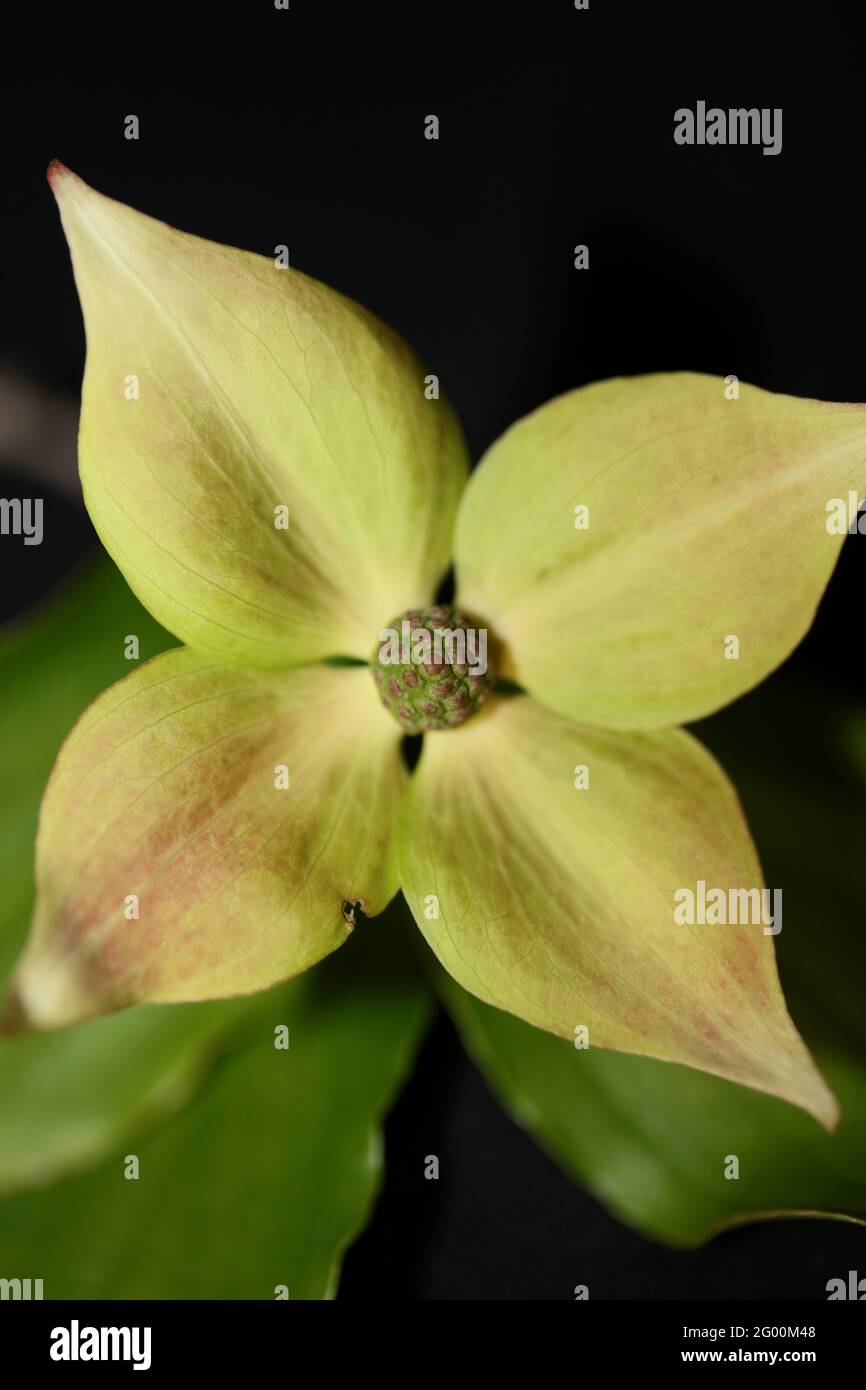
[5,164,866,1132]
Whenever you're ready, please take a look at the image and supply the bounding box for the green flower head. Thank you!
[6,163,866,1134]
[371,606,492,732]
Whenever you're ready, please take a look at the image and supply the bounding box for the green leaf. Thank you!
[437,681,866,1245]
[50,164,468,667]
[454,373,866,729]
[400,693,835,1125]
[0,1000,254,1195]
[0,909,432,1297]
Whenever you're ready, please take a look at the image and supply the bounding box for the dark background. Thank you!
[2,0,866,1298]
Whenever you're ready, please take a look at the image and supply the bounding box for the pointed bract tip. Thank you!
[796,1059,841,1133]
[46,159,70,188]
[46,161,84,203]
[817,1084,842,1134]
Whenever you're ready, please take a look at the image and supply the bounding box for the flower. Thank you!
[5,162,865,1131]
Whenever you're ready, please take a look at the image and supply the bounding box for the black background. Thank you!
[2,0,866,1298]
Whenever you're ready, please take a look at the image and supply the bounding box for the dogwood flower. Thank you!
[6,163,865,1132]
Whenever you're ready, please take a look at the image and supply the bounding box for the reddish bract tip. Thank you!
[46,159,70,189]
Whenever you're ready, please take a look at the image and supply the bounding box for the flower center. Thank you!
[371,605,493,733]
